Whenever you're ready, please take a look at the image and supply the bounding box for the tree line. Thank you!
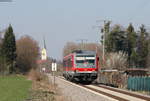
[63,42,101,56]
[62,23,150,70]
[0,25,39,75]
[103,22,150,69]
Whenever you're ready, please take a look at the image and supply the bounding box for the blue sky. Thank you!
[0,0,150,59]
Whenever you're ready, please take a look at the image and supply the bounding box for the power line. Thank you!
[76,39,88,50]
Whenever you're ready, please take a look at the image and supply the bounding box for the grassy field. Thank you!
[0,75,32,101]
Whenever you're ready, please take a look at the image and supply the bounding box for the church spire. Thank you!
[43,37,46,49]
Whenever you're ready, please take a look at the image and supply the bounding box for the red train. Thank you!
[63,50,99,83]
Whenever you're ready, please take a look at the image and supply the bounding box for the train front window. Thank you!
[75,56,95,68]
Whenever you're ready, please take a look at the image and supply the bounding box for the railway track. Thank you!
[83,85,150,101]
[56,76,150,101]
[95,84,150,101]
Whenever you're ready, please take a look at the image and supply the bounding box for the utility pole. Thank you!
[102,20,106,61]
[102,20,111,62]
[52,59,57,89]
[94,20,111,62]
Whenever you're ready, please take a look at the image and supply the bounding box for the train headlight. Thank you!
[75,70,79,73]
[74,70,78,73]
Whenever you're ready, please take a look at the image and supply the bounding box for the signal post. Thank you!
[52,62,57,87]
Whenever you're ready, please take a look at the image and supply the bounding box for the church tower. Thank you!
[41,38,47,60]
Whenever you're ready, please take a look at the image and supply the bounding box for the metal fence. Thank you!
[127,76,150,91]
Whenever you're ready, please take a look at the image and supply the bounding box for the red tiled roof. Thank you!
[37,59,47,64]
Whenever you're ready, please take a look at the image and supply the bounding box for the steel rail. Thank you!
[94,85,150,101]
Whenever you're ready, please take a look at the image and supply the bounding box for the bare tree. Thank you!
[16,36,39,73]
[103,52,127,71]
[63,42,78,56]
[63,42,103,56]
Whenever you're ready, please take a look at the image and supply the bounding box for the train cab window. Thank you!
[76,55,96,68]
[76,60,95,65]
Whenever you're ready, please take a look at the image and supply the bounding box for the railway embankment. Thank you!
[25,70,67,101]
[48,74,114,101]
[48,74,150,101]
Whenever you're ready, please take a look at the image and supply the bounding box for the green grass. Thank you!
[0,75,32,101]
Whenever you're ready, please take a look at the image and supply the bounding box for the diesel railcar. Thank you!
[63,50,99,83]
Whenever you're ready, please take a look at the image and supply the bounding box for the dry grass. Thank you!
[27,69,43,81]
[26,69,67,101]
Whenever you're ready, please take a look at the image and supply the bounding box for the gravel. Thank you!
[48,74,112,101]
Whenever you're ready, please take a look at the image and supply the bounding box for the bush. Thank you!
[27,69,43,81]
[104,52,127,70]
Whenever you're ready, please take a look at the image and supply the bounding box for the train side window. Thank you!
[64,56,73,68]
[67,61,68,67]
[63,60,66,67]
[66,58,72,68]
[64,60,68,67]
[68,58,71,67]
[63,60,64,66]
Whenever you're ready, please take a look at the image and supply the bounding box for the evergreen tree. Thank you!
[126,23,137,67]
[105,25,126,52]
[1,24,17,73]
[136,25,149,68]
